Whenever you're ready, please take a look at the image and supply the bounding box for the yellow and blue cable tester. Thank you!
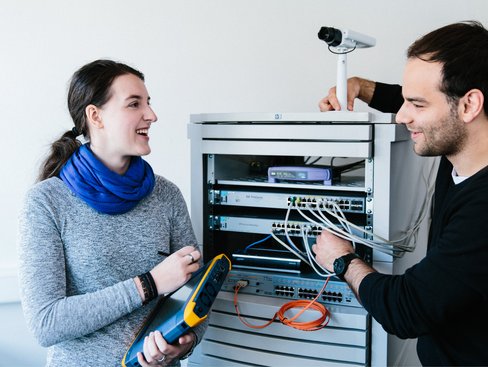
[122,253,231,367]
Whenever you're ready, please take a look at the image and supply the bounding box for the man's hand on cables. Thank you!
[312,230,355,272]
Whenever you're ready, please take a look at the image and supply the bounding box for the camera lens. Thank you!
[318,27,342,47]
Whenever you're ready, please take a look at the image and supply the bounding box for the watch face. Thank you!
[334,258,346,275]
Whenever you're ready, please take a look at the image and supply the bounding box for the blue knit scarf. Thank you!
[59,144,155,215]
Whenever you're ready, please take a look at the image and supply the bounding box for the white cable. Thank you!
[295,205,361,246]
[282,204,303,254]
[313,198,420,253]
[297,203,404,256]
[316,201,356,249]
[301,227,335,278]
[270,231,311,266]
[300,175,434,256]
[272,157,437,263]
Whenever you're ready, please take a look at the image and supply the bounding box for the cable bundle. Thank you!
[267,159,437,277]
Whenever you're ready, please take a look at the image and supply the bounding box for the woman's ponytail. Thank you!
[37,129,81,182]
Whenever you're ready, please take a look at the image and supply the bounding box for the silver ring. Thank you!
[187,253,195,264]
[157,354,166,362]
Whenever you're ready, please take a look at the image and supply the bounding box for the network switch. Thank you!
[209,215,366,238]
[209,189,366,213]
[222,268,362,308]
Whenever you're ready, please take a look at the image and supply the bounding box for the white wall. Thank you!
[1,0,488,365]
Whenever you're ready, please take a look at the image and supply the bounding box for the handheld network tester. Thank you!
[122,253,231,367]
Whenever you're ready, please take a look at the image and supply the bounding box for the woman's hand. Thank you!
[137,330,196,366]
[151,246,201,295]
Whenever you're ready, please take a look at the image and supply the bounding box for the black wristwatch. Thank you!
[333,253,360,280]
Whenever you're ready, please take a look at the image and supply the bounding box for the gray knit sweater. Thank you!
[18,175,206,367]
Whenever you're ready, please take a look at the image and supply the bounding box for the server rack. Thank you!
[187,112,433,366]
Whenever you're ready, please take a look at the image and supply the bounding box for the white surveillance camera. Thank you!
[318,26,376,112]
[318,27,376,49]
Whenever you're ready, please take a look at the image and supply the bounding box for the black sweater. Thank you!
[358,83,488,365]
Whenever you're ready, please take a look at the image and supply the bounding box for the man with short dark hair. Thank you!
[313,21,488,365]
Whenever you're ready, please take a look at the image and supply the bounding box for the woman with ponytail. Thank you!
[18,59,203,367]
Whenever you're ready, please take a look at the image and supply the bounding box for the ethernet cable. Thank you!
[279,203,336,277]
[300,200,413,256]
[243,234,272,253]
[270,231,311,267]
[300,227,336,278]
[282,204,304,255]
[317,159,437,255]
[303,163,434,257]
[276,157,437,259]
